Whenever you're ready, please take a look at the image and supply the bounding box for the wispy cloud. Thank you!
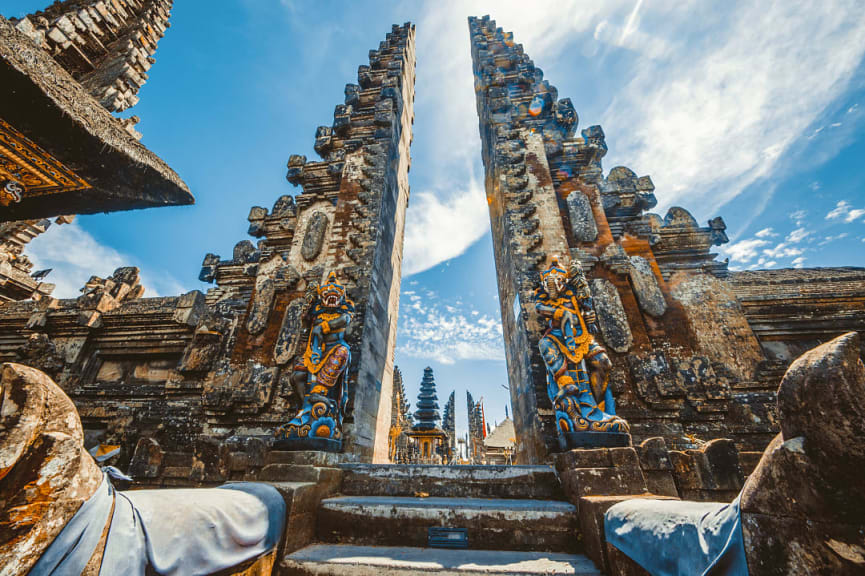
[27,222,190,299]
[403,185,489,276]
[786,227,810,243]
[819,232,849,245]
[397,289,504,364]
[724,238,769,263]
[826,200,865,222]
[754,227,777,238]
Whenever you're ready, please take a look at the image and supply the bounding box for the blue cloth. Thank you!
[100,482,286,576]
[29,474,114,576]
[29,472,286,576]
[604,496,749,576]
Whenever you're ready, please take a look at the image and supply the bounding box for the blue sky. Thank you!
[8,1,865,441]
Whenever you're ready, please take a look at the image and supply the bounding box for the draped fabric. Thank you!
[604,496,749,576]
[29,474,114,576]
[30,473,286,576]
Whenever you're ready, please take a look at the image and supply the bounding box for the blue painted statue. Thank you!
[534,257,629,446]
[275,271,354,451]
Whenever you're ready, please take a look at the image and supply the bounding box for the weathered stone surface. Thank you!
[173,290,206,326]
[628,256,665,317]
[273,298,306,366]
[0,363,102,574]
[556,447,648,504]
[730,268,865,365]
[634,437,678,497]
[246,277,275,335]
[340,464,564,500]
[283,545,603,575]
[669,438,744,502]
[317,496,579,552]
[567,191,598,242]
[129,436,164,479]
[670,272,763,381]
[739,333,865,575]
[606,542,652,576]
[301,211,329,261]
[591,278,633,353]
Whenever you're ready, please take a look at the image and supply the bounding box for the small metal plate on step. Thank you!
[428,527,468,549]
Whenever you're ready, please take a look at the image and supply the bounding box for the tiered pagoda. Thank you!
[406,367,449,463]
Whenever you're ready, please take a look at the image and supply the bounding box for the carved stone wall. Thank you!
[469,15,865,463]
[0,23,415,484]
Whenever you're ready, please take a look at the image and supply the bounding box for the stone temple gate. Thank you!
[469,16,771,464]
[1,8,864,479]
[3,6,865,575]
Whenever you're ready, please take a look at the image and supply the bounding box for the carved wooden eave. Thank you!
[0,16,192,222]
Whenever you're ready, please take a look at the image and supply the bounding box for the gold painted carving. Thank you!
[0,118,90,204]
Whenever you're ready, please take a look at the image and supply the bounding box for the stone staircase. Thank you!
[279,463,602,575]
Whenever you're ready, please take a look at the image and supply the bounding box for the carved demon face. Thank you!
[541,258,568,298]
[318,272,346,308]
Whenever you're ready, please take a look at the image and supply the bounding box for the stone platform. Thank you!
[318,496,578,552]
[283,545,601,575]
[339,464,564,500]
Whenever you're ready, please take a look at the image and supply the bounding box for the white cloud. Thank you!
[763,242,804,259]
[786,227,810,243]
[754,227,777,238]
[26,221,189,299]
[789,210,808,225]
[723,238,768,263]
[791,256,807,268]
[402,185,490,276]
[397,291,505,364]
[825,200,865,222]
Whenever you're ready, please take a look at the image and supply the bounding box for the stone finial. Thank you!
[708,216,728,246]
[286,154,307,185]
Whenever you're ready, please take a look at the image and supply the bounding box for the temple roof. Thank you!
[0,15,192,222]
[484,418,515,449]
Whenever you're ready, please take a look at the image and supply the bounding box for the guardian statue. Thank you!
[534,257,629,448]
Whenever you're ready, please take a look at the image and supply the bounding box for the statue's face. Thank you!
[319,278,345,308]
[542,270,566,298]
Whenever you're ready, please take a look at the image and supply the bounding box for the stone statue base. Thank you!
[562,431,632,450]
[273,436,342,453]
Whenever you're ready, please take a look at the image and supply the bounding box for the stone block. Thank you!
[634,437,678,497]
[628,256,666,317]
[669,438,744,501]
[606,542,652,576]
[591,278,633,353]
[557,447,649,504]
[566,190,597,242]
[580,494,678,573]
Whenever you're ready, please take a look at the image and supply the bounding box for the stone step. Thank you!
[282,544,602,575]
[317,496,579,553]
[339,464,564,500]
[258,464,343,485]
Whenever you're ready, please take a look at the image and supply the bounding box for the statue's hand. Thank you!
[582,310,597,325]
